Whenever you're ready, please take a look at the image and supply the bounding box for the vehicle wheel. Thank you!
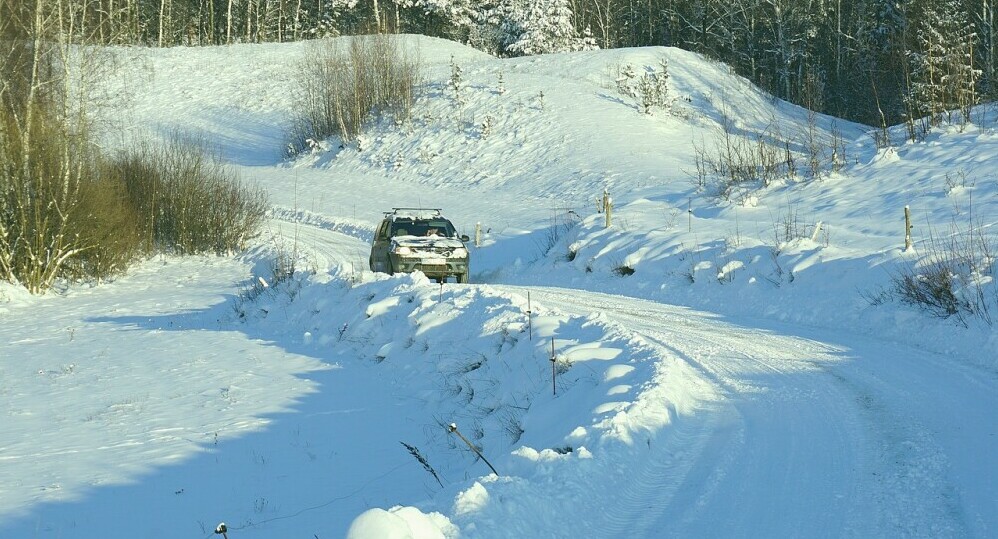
[457,272,469,284]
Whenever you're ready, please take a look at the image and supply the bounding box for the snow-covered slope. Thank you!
[2,35,996,538]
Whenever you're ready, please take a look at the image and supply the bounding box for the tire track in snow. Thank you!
[268,206,375,243]
[502,286,967,538]
[261,207,374,273]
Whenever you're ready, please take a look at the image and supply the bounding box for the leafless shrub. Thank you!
[859,286,892,307]
[944,169,974,194]
[770,204,818,245]
[690,124,787,199]
[0,105,105,291]
[613,264,635,276]
[288,34,422,154]
[535,210,579,258]
[231,236,307,319]
[499,410,525,445]
[689,106,845,199]
[890,219,996,326]
[62,173,144,281]
[110,134,268,255]
[894,265,969,320]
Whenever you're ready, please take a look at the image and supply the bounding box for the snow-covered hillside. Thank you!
[2,35,996,538]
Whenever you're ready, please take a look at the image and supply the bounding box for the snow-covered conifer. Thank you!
[448,55,465,105]
[499,0,598,57]
[908,0,981,128]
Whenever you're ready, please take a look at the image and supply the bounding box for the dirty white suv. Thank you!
[369,208,470,283]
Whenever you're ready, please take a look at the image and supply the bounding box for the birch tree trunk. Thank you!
[981,0,996,93]
[23,0,45,176]
[159,0,167,46]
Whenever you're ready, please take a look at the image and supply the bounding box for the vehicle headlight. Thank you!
[394,246,412,255]
[452,247,468,258]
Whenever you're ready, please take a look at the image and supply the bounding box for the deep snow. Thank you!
[1,35,996,538]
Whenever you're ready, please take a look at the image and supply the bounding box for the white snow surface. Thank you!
[2,35,997,538]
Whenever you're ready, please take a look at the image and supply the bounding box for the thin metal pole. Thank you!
[904,205,913,251]
[448,423,498,476]
[527,291,533,341]
[550,338,557,396]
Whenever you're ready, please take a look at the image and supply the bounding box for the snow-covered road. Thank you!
[501,286,998,537]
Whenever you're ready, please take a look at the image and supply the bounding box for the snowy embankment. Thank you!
[2,34,997,537]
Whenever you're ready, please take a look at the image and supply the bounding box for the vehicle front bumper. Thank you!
[391,255,468,278]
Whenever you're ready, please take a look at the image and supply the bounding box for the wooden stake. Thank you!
[810,221,823,242]
[604,189,613,228]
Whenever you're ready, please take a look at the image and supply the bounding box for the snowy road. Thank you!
[275,214,998,538]
[500,286,998,538]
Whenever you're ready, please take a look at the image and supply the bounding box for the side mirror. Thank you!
[460,234,470,242]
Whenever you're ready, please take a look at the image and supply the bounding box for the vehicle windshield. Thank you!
[390,219,457,238]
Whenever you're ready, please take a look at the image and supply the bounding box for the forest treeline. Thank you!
[2,0,994,129]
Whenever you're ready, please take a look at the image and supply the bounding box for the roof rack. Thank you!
[386,207,443,220]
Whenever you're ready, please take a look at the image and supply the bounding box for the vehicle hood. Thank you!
[391,236,466,249]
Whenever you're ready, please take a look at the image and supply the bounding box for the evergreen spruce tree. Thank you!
[908,0,981,128]
[501,0,596,57]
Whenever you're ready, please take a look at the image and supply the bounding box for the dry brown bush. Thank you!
[287,33,422,154]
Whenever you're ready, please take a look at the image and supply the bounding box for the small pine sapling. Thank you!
[480,115,495,140]
[638,58,670,113]
[448,56,465,106]
[616,63,638,97]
